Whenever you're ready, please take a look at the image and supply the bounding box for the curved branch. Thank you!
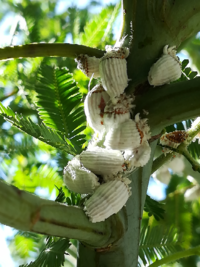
[0,180,125,248]
[134,78,200,134]
[0,43,105,61]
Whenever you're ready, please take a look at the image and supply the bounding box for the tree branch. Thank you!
[0,43,105,61]
[134,78,200,134]
[151,153,174,174]
[122,0,200,87]
[177,144,200,172]
[0,180,126,248]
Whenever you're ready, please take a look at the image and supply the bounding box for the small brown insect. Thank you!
[160,130,189,154]
[163,130,188,143]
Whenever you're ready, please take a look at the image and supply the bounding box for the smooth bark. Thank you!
[134,78,200,134]
[0,180,126,248]
[0,43,104,61]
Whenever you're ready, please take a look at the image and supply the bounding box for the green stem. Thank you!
[177,144,200,172]
[186,118,200,140]
[119,0,136,47]
[151,153,173,174]
[148,245,200,267]
[0,43,104,61]
[0,180,125,248]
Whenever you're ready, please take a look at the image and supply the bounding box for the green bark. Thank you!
[77,1,200,266]
[0,180,126,248]
[135,78,200,133]
[0,43,104,61]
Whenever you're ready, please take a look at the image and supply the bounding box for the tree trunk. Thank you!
[78,1,200,266]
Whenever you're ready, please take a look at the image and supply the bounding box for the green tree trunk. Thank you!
[77,1,200,266]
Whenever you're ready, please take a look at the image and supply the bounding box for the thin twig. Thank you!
[0,43,104,61]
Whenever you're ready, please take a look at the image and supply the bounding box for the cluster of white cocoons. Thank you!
[148,45,182,86]
[63,146,132,222]
[63,45,152,223]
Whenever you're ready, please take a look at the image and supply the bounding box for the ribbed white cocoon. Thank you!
[80,147,124,175]
[135,113,151,142]
[103,94,134,129]
[148,54,181,86]
[84,180,131,222]
[130,141,151,167]
[75,54,100,78]
[104,46,130,59]
[84,84,110,132]
[63,156,100,194]
[104,119,141,151]
[99,58,128,100]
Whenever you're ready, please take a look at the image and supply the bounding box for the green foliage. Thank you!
[35,65,86,151]
[180,59,198,81]
[0,102,77,155]
[54,185,66,203]
[139,223,182,266]
[19,237,71,267]
[183,36,200,72]
[144,195,165,221]
[79,3,120,48]
[9,231,44,263]
[12,164,63,193]
[54,186,82,206]
[66,191,81,206]
[165,175,193,248]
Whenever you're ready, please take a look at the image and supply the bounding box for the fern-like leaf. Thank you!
[19,238,70,267]
[0,102,76,155]
[35,65,86,150]
[80,4,120,48]
[144,195,165,221]
[180,59,198,81]
[139,224,182,266]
